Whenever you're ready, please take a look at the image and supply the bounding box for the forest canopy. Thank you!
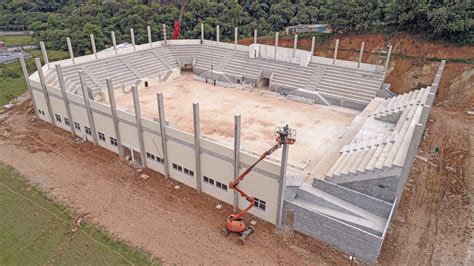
[0,0,472,54]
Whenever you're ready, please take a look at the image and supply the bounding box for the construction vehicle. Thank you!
[172,0,188,39]
[223,125,296,244]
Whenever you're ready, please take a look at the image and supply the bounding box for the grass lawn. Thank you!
[0,164,159,265]
[0,35,33,46]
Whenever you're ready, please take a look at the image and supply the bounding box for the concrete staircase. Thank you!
[370,88,429,123]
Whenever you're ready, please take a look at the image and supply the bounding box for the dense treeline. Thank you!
[0,0,472,55]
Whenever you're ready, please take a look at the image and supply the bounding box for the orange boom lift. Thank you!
[223,125,296,243]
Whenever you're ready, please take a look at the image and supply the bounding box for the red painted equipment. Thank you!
[172,20,181,39]
[223,125,296,243]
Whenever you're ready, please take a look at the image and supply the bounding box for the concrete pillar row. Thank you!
[293,34,298,58]
[78,71,98,145]
[39,41,49,68]
[274,32,279,60]
[200,23,204,44]
[34,58,55,126]
[162,24,167,44]
[333,39,339,64]
[157,93,170,177]
[66,37,75,64]
[55,64,75,135]
[19,55,38,117]
[111,31,117,55]
[310,36,315,56]
[90,34,97,59]
[254,29,257,45]
[147,26,152,47]
[358,42,365,68]
[130,28,136,51]
[131,85,147,168]
[106,79,124,159]
[193,103,202,193]
[233,114,241,212]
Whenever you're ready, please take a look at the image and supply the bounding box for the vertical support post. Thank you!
[107,79,124,159]
[193,103,202,193]
[147,25,152,47]
[90,34,97,59]
[384,44,393,72]
[111,31,117,55]
[200,23,204,44]
[34,58,55,125]
[162,24,167,44]
[310,36,315,56]
[274,32,279,60]
[254,29,257,45]
[39,41,49,68]
[358,42,365,68]
[234,27,238,48]
[19,55,38,117]
[157,93,170,177]
[233,115,241,212]
[79,71,98,145]
[276,142,289,228]
[66,37,75,64]
[131,85,147,168]
[333,39,339,64]
[293,34,298,57]
[130,28,136,51]
[216,25,220,44]
[55,64,75,135]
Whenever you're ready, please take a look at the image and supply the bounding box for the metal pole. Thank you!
[358,42,365,68]
[147,25,152,47]
[310,36,315,56]
[233,115,241,212]
[130,28,136,51]
[276,142,289,228]
[90,34,97,59]
[333,39,339,64]
[34,58,55,125]
[106,79,124,159]
[79,71,98,145]
[66,37,75,64]
[55,64,75,135]
[132,85,147,168]
[293,34,298,57]
[19,55,38,117]
[157,93,170,177]
[111,31,117,55]
[193,103,202,193]
[274,32,279,60]
[39,41,49,68]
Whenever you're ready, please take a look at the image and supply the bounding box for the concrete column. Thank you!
[106,79,124,159]
[384,44,393,72]
[131,86,147,168]
[193,103,202,193]
[358,42,365,68]
[79,71,98,145]
[292,34,298,57]
[34,58,55,125]
[274,32,279,60]
[216,25,220,44]
[332,39,339,64]
[254,29,257,44]
[276,142,290,228]
[234,27,238,48]
[130,28,136,51]
[162,24,167,44]
[19,55,38,117]
[310,36,315,56]
[233,115,241,211]
[157,93,170,177]
[111,31,117,55]
[66,37,75,64]
[55,64,75,135]
[147,25,152,47]
[201,23,204,44]
[90,34,97,59]
[39,41,49,68]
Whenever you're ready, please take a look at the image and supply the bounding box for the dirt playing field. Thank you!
[110,71,358,168]
[1,88,472,264]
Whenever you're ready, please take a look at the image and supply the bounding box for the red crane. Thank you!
[223,125,296,243]
[172,0,188,39]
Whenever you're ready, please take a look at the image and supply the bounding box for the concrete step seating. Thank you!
[370,88,429,122]
[167,44,202,60]
[193,46,229,71]
[326,87,430,180]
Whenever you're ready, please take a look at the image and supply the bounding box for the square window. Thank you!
[55,114,61,122]
[110,137,118,146]
[98,132,105,141]
[254,197,266,211]
[74,122,81,131]
[203,176,214,185]
[216,181,228,191]
[189,170,194,176]
[64,118,70,126]
[85,127,92,135]
[177,165,182,171]
[184,169,189,175]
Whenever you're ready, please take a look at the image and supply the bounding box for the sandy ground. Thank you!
[111,72,358,168]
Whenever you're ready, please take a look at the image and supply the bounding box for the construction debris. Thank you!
[174,185,180,190]
[250,220,257,226]
[140,173,149,180]
[215,204,222,210]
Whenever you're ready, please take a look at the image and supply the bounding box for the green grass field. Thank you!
[0,164,159,265]
[0,35,33,46]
